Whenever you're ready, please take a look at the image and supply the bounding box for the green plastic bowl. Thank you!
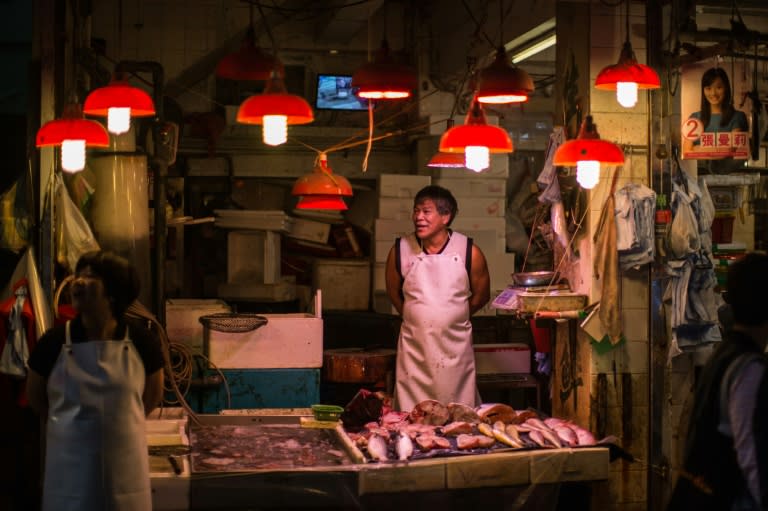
[311,404,344,422]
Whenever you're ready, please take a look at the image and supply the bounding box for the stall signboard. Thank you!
[681,60,752,160]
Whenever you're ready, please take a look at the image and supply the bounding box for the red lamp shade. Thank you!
[352,39,417,100]
[476,47,534,104]
[552,116,624,166]
[438,99,514,154]
[36,103,110,148]
[237,75,314,125]
[83,77,156,117]
[595,42,661,90]
[427,152,466,168]
[292,153,352,211]
[216,26,284,81]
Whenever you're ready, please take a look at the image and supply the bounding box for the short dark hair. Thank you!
[414,185,459,225]
[725,252,768,326]
[75,250,140,318]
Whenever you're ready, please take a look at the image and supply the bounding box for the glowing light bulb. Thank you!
[576,160,600,189]
[616,82,638,108]
[61,139,86,173]
[263,115,287,146]
[107,107,131,134]
[464,146,489,172]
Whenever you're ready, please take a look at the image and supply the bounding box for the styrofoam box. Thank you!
[458,197,506,218]
[373,262,386,291]
[375,240,393,263]
[313,259,371,310]
[286,217,332,244]
[434,177,506,197]
[165,299,231,354]
[378,197,414,220]
[207,313,323,369]
[465,229,507,255]
[379,174,431,198]
[375,218,414,241]
[453,217,506,233]
[485,252,516,290]
[423,156,510,179]
[474,343,531,374]
[227,230,281,284]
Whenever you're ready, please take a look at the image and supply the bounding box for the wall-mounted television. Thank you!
[314,74,370,111]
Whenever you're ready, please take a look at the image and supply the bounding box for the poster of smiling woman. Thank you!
[681,60,751,164]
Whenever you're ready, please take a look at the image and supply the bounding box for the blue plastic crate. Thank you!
[183,368,320,414]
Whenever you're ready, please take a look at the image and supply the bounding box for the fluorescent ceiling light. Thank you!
[510,32,557,63]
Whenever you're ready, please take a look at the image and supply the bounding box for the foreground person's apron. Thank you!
[394,233,480,411]
[43,320,150,511]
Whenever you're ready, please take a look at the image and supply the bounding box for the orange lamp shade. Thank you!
[216,26,284,81]
[594,41,661,91]
[438,99,514,154]
[295,195,349,210]
[552,116,624,166]
[292,153,352,211]
[476,48,534,104]
[83,78,156,117]
[352,40,417,100]
[36,103,110,148]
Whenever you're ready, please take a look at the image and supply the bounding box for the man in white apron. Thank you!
[385,185,491,412]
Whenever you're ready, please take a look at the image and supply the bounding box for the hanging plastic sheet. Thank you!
[0,171,31,251]
[54,173,101,272]
[1,247,53,339]
[0,284,30,378]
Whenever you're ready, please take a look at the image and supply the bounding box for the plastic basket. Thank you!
[199,313,268,333]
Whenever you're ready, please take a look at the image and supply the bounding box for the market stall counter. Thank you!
[147,406,611,510]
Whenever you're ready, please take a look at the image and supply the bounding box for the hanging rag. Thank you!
[536,127,572,261]
[593,170,622,344]
[0,284,30,378]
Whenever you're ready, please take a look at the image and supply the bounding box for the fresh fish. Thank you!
[528,429,548,448]
[493,421,507,432]
[475,435,496,449]
[571,426,596,446]
[554,426,578,447]
[492,427,523,448]
[395,432,414,461]
[505,424,522,444]
[477,422,495,438]
[544,417,565,429]
[525,417,549,431]
[432,436,451,449]
[539,428,563,448]
[367,434,389,461]
[456,434,480,450]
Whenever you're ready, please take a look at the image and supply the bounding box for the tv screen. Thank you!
[315,74,369,111]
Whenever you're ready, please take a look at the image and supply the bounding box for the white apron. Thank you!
[43,321,151,511]
[393,232,481,411]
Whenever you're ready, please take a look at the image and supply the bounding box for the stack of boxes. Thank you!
[372,174,432,314]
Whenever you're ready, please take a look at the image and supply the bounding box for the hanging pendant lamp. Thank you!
[83,74,156,135]
[292,153,353,210]
[553,115,624,189]
[427,152,466,168]
[476,47,534,104]
[594,0,660,108]
[438,96,514,172]
[216,24,284,81]
[352,39,417,100]
[237,72,314,146]
[36,102,110,173]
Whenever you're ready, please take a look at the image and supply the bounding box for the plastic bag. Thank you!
[668,189,700,260]
[0,285,29,378]
[55,173,100,272]
[1,247,53,338]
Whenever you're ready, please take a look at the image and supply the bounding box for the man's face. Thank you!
[70,266,110,316]
[412,198,450,240]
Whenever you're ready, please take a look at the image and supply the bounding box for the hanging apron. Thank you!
[43,321,151,511]
[393,232,480,411]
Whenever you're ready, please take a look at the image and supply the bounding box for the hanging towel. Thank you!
[0,285,30,378]
[594,191,622,344]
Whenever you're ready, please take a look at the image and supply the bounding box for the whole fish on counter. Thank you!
[367,434,389,462]
[396,432,414,460]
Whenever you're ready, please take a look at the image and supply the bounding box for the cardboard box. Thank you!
[286,217,332,244]
[434,177,507,197]
[207,313,323,369]
[474,343,531,374]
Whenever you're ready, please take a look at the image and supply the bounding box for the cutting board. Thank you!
[322,348,396,383]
